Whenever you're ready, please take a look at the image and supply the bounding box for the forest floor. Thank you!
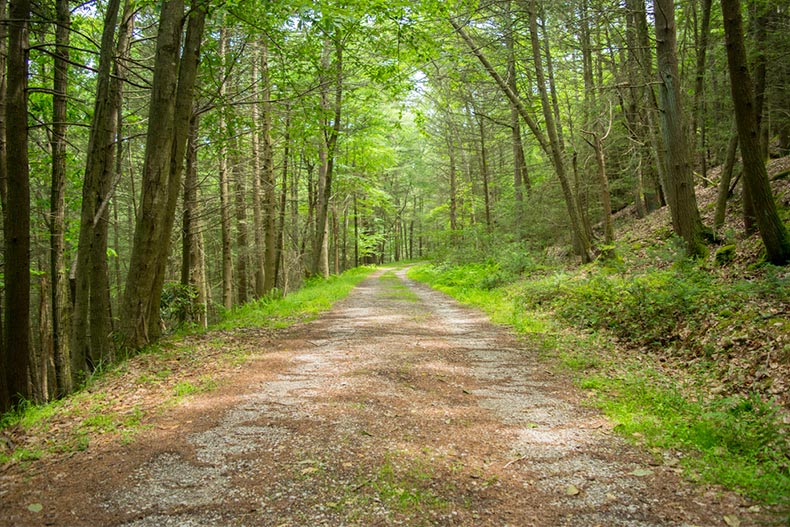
[0,268,768,526]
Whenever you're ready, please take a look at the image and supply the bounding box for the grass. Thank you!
[379,270,419,302]
[214,266,375,330]
[1,265,376,464]
[366,451,449,514]
[408,261,790,507]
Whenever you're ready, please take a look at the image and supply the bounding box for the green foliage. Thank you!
[160,282,203,331]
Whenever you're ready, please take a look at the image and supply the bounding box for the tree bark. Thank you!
[147,1,206,339]
[50,0,72,396]
[181,112,207,328]
[233,145,249,305]
[261,39,277,292]
[72,0,123,376]
[274,106,291,289]
[0,0,8,213]
[504,0,529,236]
[250,44,265,298]
[692,0,713,184]
[654,0,706,256]
[4,0,32,408]
[218,28,233,310]
[721,0,790,264]
[312,38,343,278]
[121,0,206,348]
[713,130,739,231]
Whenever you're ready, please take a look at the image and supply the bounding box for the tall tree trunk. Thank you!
[250,45,265,298]
[692,0,713,184]
[504,0,529,236]
[233,146,249,305]
[261,39,277,292]
[120,0,206,348]
[476,113,492,231]
[654,0,706,256]
[73,0,126,376]
[218,28,233,310]
[713,129,739,231]
[50,0,72,396]
[0,0,7,215]
[721,0,790,264]
[274,106,290,289]
[447,130,458,231]
[527,1,592,261]
[312,38,343,278]
[181,112,207,328]
[147,2,206,339]
[4,0,32,408]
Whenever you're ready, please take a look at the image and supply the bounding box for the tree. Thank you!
[3,0,32,408]
[653,0,706,256]
[72,0,123,375]
[451,16,593,262]
[721,0,790,264]
[120,0,207,349]
[49,0,72,396]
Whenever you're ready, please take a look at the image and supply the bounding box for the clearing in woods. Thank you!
[0,268,760,526]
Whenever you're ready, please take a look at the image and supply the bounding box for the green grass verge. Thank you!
[408,262,790,507]
[214,266,375,330]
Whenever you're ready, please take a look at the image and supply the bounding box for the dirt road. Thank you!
[1,268,758,526]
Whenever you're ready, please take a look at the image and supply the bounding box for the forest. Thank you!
[0,0,788,424]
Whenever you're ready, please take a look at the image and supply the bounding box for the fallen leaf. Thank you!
[27,504,43,513]
[301,467,319,475]
[723,515,741,527]
[629,468,653,477]
[565,484,580,496]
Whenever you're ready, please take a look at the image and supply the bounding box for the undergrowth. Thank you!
[408,258,790,508]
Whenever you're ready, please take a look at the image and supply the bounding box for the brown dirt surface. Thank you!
[0,269,767,526]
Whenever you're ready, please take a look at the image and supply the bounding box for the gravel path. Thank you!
[0,268,758,526]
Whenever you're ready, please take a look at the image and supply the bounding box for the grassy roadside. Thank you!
[0,266,375,465]
[408,260,790,508]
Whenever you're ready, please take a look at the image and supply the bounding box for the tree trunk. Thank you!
[4,0,32,408]
[72,0,124,376]
[447,130,458,231]
[312,38,343,278]
[261,39,278,292]
[504,0,529,236]
[274,106,290,289]
[219,32,233,310]
[476,113,492,231]
[181,113,207,328]
[147,2,206,339]
[0,0,8,213]
[233,145,249,305]
[692,0,713,184]
[50,0,72,396]
[713,130,739,231]
[721,0,790,264]
[120,0,206,348]
[250,44,265,298]
[527,1,592,261]
[654,0,706,256]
